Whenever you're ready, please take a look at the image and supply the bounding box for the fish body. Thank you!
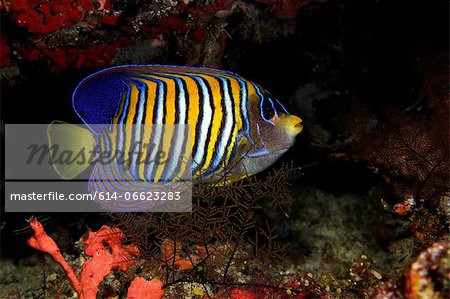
[49,65,302,194]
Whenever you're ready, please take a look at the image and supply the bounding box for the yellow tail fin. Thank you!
[47,121,96,180]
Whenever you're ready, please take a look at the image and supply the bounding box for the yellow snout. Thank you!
[276,114,303,135]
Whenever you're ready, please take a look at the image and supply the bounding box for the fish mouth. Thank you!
[293,123,303,134]
[283,117,302,135]
[292,118,303,134]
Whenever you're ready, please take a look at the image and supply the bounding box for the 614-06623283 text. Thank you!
[9,191,182,201]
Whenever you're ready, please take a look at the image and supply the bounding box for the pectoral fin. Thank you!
[47,121,96,179]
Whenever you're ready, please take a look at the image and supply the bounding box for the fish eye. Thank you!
[261,98,276,121]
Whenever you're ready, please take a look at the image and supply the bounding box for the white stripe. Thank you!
[145,79,165,181]
[193,76,212,168]
[163,77,187,180]
[211,77,233,171]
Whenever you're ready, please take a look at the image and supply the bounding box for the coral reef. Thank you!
[0,0,325,76]
[27,217,163,299]
[22,184,447,298]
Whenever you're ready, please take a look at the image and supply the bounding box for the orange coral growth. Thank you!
[27,218,82,294]
[79,225,141,298]
[161,239,214,272]
[394,196,416,216]
[161,239,197,271]
[27,218,160,299]
[127,277,164,299]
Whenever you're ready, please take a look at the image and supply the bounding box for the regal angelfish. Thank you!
[48,65,303,194]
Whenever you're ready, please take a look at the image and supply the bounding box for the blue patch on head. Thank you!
[72,70,127,134]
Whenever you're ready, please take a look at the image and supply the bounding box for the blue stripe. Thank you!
[236,78,258,149]
[253,83,275,126]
